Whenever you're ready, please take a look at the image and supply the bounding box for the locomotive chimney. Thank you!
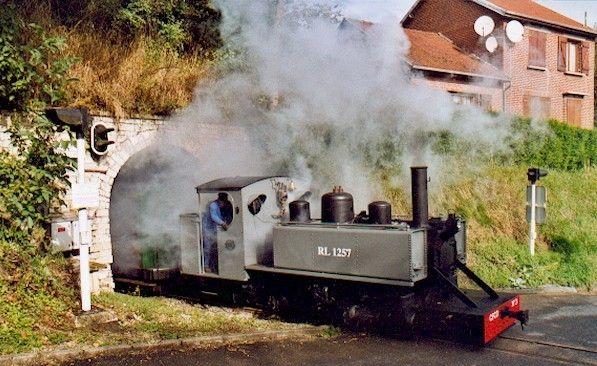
[411,166,429,228]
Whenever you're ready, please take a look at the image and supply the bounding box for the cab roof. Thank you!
[196,176,283,193]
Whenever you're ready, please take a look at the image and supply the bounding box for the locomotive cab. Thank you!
[180,176,296,281]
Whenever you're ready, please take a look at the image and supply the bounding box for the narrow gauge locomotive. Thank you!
[141,167,528,345]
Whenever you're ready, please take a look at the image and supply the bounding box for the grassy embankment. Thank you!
[0,289,306,355]
[15,0,220,117]
[385,165,596,290]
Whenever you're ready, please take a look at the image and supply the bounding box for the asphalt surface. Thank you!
[67,294,597,366]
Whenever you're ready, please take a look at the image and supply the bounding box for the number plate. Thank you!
[317,246,352,258]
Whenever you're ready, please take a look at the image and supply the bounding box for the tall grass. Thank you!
[63,31,213,117]
[385,165,596,289]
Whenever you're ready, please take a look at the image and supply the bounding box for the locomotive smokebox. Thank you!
[321,186,354,224]
[411,167,429,228]
[289,200,311,222]
[368,201,392,224]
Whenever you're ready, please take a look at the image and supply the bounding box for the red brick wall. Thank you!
[503,25,595,129]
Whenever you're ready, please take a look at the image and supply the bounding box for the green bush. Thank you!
[1,6,74,246]
[0,6,75,110]
[0,8,78,354]
[507,117,597,170]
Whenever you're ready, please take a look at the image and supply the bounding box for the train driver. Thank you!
[202,192,232,273]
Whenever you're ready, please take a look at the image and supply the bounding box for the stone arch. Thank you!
[87,116,248,292]
[108,143,203,279]
[90,117,163,291]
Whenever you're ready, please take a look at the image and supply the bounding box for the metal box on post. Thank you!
[50,216,80,252]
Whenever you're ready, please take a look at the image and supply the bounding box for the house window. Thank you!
[451,92,476,105]
[564,95,583,126]
[528,30,546,68]
[449,92,491,110]
[558,37,590,75]
[566,41,578,72]
[523,95,550,120]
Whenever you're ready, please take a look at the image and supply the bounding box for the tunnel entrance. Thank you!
[109,144,202,279]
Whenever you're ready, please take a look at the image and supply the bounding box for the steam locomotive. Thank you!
[127,167,528,345]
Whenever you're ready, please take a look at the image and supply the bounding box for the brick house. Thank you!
[339,18,509,111]
[401,0,596,128]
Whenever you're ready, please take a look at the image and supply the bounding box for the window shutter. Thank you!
[528,30,546,68]
[565,98,582,127]
[581,42,590,75]
[576,43,583,73]
[528,30,538,65]
[557,37,567,71]
[481,95,492,111]
[538,97,550,119]
[537,32,546,67]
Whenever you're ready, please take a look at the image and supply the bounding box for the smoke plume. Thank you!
[111,0,513,272]
[172,0,509,205]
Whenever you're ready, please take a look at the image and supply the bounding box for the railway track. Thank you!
[487,335,597,365]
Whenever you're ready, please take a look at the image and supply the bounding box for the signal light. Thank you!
[90,121,115,156]
[45,107,90,134]
[527,168,548,184]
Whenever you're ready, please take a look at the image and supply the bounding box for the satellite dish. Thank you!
[506,20,524,43]
[485,36,498,53]
[474,16,495,36]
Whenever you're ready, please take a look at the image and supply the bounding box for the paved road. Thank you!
[68,294,597,366]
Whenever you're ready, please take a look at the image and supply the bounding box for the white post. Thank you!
[77,136,92,311]
[529,182,536,256]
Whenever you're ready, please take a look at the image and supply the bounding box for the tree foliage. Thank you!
[0,5,74,249]
[43,0,221,54]
[0,7,75,111]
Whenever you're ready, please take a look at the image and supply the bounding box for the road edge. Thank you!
[0,326,329,366]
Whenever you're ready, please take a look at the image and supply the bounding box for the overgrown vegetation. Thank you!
[10,0,222,116]
[0,5,78,355]
[0,291,310,355]
[507,117,596,170]
[383,118,596,289]
[385,165,595,290]
[94,293,304,342]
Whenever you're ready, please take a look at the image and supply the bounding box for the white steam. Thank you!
[111,0,513,272]
[170,0,509,207]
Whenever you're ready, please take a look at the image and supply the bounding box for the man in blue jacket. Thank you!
[202,193,230,273]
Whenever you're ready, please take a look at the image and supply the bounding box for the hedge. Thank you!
[508,118,597,171]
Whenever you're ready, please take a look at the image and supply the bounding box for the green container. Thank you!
[141,247,158,269]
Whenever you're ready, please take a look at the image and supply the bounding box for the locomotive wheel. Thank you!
[265,294,290,317]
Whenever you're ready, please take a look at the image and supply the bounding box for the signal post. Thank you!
[46,108,114,311]
[526,168,548,256]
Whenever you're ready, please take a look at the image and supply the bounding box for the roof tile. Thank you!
[484,0,595,34]
[404,28,506,79]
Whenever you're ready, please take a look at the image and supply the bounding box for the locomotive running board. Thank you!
[245,264,415,287]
